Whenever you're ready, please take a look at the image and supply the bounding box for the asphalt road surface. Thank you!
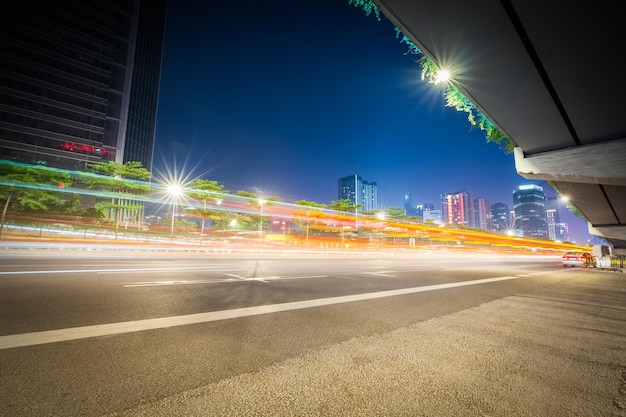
[0,248,624,417]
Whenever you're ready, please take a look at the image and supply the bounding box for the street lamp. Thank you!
[167,183,183,234]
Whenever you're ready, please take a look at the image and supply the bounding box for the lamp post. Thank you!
[375,211,385,246]
[258,198,266,241]
[167,183,183,234]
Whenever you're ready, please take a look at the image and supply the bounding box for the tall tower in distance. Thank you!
[473,197,492,231]
[441,190,473,227]
[513,184,548,239]
[337,174,378,212]
[491,202,510,233]
[0,0,167,172]
[404,192,417,216]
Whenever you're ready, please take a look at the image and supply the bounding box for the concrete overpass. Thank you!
[374,0,626,254]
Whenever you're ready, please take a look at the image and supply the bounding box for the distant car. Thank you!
[561,251,594,268]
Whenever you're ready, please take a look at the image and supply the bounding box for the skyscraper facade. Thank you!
[415,203,434,221]
[513,185,548,238]
[491,202,510,233]
[0,0,167,172]
[337,174,378,212]
[441,190,473,227]
[403,192,417,217]
[473,197,492,231]
[545,196,567,241]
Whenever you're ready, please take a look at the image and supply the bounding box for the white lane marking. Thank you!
[124,280,218,287]
[124,275,329,287]
[264,275,327,281]
[222,273,247,280]
[365,271,396,277]
[0,266,247,275]
[0,275,522,350]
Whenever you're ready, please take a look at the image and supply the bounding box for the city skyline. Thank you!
[153,0,592,243]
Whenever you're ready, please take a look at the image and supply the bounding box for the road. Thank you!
[0,248,624,417]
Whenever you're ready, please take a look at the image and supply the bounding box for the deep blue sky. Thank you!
[154,0,592,243]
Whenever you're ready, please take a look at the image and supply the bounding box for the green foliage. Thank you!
[236,190,280,209]
[294,200,326,208]
[0,161,72,213]
[212,213,255,231]
[566,203,584,219]
[351,1,515,153]
[83,161,152,233]
[0,160,75,237]
[328,198,361,213]
[347,0,381,20]
[80,207,106,220]
[95,200,144,212]
[85,161,151,195]
[164,216,198,231]
[87,161,151,181]
[384,206,406,220]
[188,179,228,203]
[395,28,422,55]
[186,179,229,234]
[445,85,514,152]
[58,193,82,214]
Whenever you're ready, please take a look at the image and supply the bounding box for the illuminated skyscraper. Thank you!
[491,202,510,233]
[441,190,473,227]
[545,196,567,241]
[338,174,378,212]
[404,192,417,216]
[473,197,492,231]
[0,0,167,172]
[513,184,548,238]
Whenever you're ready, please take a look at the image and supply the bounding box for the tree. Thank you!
[84,161,152,238]
[328,198,361,213]
[235,190,280,237]
[382,206,407,221]
[294,200,327,244]
[212,213,254,232]
[0,161,72,238]
[328,198,362,240]
[186,179,229,239]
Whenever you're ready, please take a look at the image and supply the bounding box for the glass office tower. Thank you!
[513,184,548,239]
[338,174,378,213]
[0,0,167,172]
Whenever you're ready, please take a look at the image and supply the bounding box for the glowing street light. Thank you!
[435,69,451,84]
[167,183,183,234]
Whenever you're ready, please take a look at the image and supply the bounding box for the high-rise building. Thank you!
[555,222,569,242]
[337,174,378,212]
[422,208,442,224]
[545,196,565,241]
[473,197,492,231]
[509,210,517,234]
[491,202,510,233]
[403,192,417,216]
[513,185,548,238]
[415,203,434,221]
[0,0,167,172]
[441,190,473,227]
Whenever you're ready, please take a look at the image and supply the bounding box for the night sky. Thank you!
[154,0,592,243]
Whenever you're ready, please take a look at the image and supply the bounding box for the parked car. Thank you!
[561,251,594,268]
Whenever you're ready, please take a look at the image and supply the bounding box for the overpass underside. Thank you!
[375,0,626,254]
